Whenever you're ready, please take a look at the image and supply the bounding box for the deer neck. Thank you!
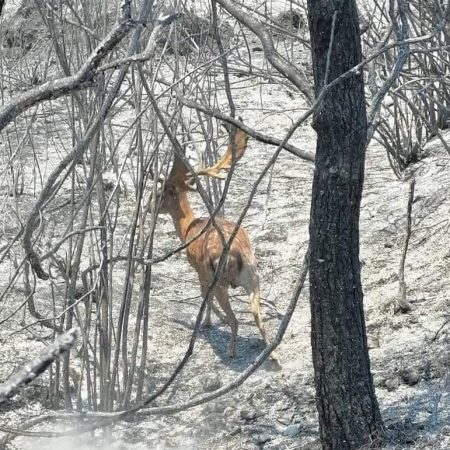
[168,190,196,243]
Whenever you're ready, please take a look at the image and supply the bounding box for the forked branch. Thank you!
[0,18,135,132]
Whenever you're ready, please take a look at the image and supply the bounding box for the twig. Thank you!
[39,227,106,262]
[431,319,450,341]
[211,0,236,118]
[22,262,60,331]
[97,14,181,72]
[396,176,415,313]
[0,224,24,264]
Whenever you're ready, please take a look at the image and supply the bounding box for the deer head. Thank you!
[159,122,249,212]
[158,153,196,214]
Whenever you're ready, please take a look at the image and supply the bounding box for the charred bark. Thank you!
[307,0,384,448]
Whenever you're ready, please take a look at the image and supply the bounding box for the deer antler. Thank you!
[161,121,249,190]
[195,122,249,180]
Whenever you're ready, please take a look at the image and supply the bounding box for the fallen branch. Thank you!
[0,329,78,405]
[431,319,450,342]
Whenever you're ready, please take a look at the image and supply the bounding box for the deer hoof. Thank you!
[268,357,282,371]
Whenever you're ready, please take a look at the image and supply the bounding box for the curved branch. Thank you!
[0,18,136,132]
[214,0,313,103]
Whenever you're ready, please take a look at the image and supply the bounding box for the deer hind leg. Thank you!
[200,281,229,326]
[214,286,238,357]
[246,278,282,369]
[249,286,269,346]
[240,270,269,346]
[200,282,212,327]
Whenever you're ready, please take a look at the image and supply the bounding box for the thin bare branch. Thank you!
[396,176,415,313]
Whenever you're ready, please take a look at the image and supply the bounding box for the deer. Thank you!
[158,124,280,368]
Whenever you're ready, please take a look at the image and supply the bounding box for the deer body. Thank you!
[162,185,266,357]
[159,126,277,364]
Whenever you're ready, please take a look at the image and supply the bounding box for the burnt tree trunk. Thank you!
[307,1,384,448]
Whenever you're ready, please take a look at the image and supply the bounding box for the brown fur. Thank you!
[159,128,279,367]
